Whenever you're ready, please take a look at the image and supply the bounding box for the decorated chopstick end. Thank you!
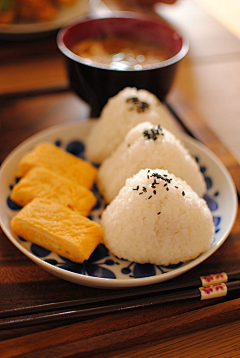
[199,283,228,300]
[200,272,228,287]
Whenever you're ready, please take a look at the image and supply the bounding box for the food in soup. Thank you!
[72,37,172,70]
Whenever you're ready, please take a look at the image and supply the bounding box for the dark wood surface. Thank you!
[0,0,240,357]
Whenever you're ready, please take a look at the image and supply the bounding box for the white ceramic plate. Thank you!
[0,121,238,288]
[0,0,93,39]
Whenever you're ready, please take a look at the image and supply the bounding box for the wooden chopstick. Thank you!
[0,270,239,320]
[0,280,240,330]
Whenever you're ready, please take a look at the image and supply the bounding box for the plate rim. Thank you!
[0,121,238,288]
[0,0,91,36]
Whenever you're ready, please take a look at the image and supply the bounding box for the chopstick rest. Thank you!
[199,283,228,300]
[200,272,228,287]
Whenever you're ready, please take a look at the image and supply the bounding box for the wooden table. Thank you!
[0,1,240,356]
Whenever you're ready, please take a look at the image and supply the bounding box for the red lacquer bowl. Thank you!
[57,13,188,117]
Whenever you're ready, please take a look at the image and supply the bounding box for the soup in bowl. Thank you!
[57,13,188,117]
[72,36,172,70]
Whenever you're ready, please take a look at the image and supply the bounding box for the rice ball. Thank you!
[101,169,214,266]
[98,122,206,203]
[85,87,179,164]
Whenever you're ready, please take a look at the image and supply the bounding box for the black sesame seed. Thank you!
[143,125,164,141]
[157,212,161,215]
[153,190,156,195]
[175,186,179,189]
[126,97,138,103]
[133,186,139,191]
[182,191,185,196]
[148,195,152,199]
[166,187,169,191]
[126,97,150,113]
[139,192,143,195]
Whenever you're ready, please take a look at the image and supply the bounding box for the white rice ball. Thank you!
[85,87,179,164]
[98,122,206,203]
[101,169,214,266]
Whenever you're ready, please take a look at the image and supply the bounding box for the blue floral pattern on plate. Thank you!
[7,139,221,280]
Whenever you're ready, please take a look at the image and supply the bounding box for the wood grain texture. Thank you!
[167,88,240,194]
[0,92,90,164]
[0,298,240,357]
[98,319,240,358]
[0,37,67,96]
[156,0,240,164]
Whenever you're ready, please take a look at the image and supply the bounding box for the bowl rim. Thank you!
[57,11,189,72]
